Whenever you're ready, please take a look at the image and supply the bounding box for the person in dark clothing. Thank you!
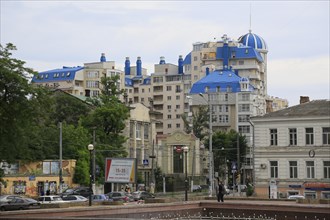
[216,180,225,202]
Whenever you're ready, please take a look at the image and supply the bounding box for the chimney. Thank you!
[136,57,142,76]
[100,53,106,62]
[300,96,310,104]
[178,55,183,74]
[125,57,131,75]
[159,56,166,65]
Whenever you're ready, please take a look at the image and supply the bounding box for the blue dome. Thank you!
[238,31,267,50]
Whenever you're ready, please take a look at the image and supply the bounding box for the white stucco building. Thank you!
[251,99,330,199]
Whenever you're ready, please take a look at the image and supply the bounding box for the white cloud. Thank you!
[268,56,330,105]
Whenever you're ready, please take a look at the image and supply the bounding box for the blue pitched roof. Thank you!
[216,46,263,62]
[32,66,83,83]
[183,52,191,65]
[190,69,254,94]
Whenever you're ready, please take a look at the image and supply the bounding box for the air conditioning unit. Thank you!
[260,163,267,169]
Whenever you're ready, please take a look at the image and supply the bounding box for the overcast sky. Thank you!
[1,1,329,106]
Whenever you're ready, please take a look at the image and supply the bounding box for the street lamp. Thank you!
[88,144,94,206]
[199,93,214,197]
[183,146,189,201]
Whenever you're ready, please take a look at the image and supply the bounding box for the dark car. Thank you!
[60,187,93,198]
[132,191,155,201]
[106,191,131,202]
[0,198,40,211]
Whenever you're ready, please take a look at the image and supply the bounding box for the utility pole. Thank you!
[59,122,63,194]
[237,133,240,194]
[92,129,96,194]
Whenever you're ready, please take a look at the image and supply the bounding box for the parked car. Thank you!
[92,194,110,202]
[62,195,88,202]
[0,198,40,211]
[60,187,93,198]
[125,193,135,202]
[0,195,24,204]
[192,185,202,192]
[37,195,67,204]
[132,191,155,201]
[106,191,131,202]
[288,195,305,200]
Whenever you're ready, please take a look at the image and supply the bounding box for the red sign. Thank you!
[304,182,330,188]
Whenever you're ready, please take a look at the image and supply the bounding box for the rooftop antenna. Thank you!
[249,3,252,33]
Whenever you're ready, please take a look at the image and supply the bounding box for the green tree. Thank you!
[181,105,209,140]
[50,91,92,127]
[0,43,50,162]
[82,75,130,184]
[209,129,248,182]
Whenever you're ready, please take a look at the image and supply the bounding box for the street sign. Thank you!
[143,159,149,166]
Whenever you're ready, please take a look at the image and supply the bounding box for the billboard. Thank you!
[105,158,137,183]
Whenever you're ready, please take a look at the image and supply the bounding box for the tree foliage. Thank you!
[181,105,209,140]
[209,129,248,176]
[82,75,130,184]
[0,43,50,162]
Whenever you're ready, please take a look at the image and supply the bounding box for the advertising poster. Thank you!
[105,158,137,183]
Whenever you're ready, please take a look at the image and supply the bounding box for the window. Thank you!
[141,98,144,102]
[239,60,244,65]
[226,86,232,92]
[167,124,172,129]
[305,128,314,145]
[176,95,180,100]
[289,128,297,146]
[194,56,198,61]
[176,114,181,119]
[167,96,171,101]
[239,125,250,134]
[240,93,250,101]
[176,105,180,109]
[143,124,149,139]
[306,161,315,178]
[219,115,229,123]
[194,66,198,71]
[176,85,181,93]
[142,89,144,93]
[166,86,172,91]
[86,81,99,88]
[43,161,59,175]
[289,161,298,178]
[136,122,141,139]
[167,115,172,119]
[130,122,134,138]
[239,104,250,112]
[167,105,171,110]
[322,127,330,145]
[270,161,278,178]
[324,161,330,179]
[86,71,99,78]
[270,129,278,146]
[176,123,180,128]
[216,86,221,92]
[238,115,250,122]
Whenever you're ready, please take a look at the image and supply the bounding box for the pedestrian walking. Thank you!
[216,180,225,202]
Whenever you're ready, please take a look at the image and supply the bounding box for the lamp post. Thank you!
[199,93,213,197]
[183,146,189,201]
[88,144,94,206]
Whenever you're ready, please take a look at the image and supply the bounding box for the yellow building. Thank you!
[0,160,76,197]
